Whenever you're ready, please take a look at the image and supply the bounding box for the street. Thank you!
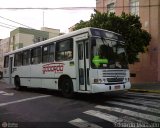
[0,81,160,128]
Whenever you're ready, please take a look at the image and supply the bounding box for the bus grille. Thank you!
[102,70,126,77]
[107,78,124,82]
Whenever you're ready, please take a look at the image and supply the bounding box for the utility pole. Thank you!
[43,11,45,28]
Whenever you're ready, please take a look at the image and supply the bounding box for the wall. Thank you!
[19,33,34,47]
[0,38,10,72]
[10,27,49,51]
[41,27,60,38]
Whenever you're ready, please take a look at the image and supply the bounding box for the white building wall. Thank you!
[19,33,34,47]
[41,27,60,38]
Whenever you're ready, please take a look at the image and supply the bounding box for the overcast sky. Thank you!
[0,0,95,39]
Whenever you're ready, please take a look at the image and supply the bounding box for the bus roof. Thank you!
[4,27,121,56]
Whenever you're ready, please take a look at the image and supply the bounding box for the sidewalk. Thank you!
[129,83,160,94]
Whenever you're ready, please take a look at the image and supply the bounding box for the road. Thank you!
[0,81,160,128]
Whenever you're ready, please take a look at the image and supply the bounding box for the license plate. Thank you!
[115,85,120,89]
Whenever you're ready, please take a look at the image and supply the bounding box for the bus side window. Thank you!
[55,39,73,61]
[42,43,54,63]
[22,50,30,65]
[14,52,22,66]
[4,56,9,68]
[31,47,41,64]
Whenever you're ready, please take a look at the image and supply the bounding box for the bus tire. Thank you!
[61,77,74,98]
[14,76,22,90]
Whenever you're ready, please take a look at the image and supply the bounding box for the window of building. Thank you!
[4,56,9,68]
[107,2,115,13]
[55,39,73,61]
[42,37,47,41]
[42,43,55,63]
[31,47,41,64]
[37,37,41,42]
[22,50,30,65]
[14,52,22,66]
[130,0,139,16]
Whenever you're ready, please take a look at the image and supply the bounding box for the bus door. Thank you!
[9,55,14,84]
[77,40,89,91]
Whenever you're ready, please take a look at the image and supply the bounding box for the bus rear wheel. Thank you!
[14,76,21,90]
[61,77,74,98]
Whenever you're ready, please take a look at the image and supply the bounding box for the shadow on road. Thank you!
[9,87,127,104]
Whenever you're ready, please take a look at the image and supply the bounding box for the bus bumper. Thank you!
[91,82,131,93]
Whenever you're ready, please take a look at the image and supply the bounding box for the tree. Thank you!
[73,10,151,64]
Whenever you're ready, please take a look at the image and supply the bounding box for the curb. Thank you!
[129,89,160,94]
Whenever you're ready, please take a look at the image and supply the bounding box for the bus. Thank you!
[3,27,131,97]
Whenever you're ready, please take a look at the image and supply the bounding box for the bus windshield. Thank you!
[91,37,128,69]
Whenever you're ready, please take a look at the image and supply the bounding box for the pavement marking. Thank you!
[128,92,160,97]
[84,110,121,123]
[83,110,151,128]
[83,110,144,124]
[0,91,6,94]
[0,90,14,96]
[106,101,160,114]
[95,105,160,122]
[117,98,160,108]
[126,93,160,99]
[2,93,14,96]
[69,118,102,128]
[122,95,160,103]
[0,95,51,107]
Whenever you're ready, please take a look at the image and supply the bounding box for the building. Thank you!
[10,27,49,51]
[10,27,62,51]
[41,27,60,38]
[0,27,61,74]
[96,0,160,83]
[0,38,10,74]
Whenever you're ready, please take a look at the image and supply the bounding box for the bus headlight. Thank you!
[93,78,107,84]
[94,79,99,83]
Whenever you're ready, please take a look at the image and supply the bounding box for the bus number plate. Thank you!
[115,85,120,89]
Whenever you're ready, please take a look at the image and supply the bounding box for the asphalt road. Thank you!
[0,81,160,128]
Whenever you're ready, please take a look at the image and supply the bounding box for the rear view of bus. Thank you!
[88,28,131,93]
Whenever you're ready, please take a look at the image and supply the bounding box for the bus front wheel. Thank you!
[14,76,21,90]
[61,77,74,98]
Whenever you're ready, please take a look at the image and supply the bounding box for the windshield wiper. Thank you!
[100,37,108,46]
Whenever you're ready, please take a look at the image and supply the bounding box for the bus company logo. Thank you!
[42,62,64,74]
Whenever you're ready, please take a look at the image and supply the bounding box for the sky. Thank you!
[0,0,96,39]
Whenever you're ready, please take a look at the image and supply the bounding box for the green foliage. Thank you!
[74,10,151,64]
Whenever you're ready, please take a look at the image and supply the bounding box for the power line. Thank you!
[0,15,33,29]
[0,7,95,10]
[0,5,159,10]
[0,24,14,29]
[0,21,17,28]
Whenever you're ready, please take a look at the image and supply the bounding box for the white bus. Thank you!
[3,27,131,97]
